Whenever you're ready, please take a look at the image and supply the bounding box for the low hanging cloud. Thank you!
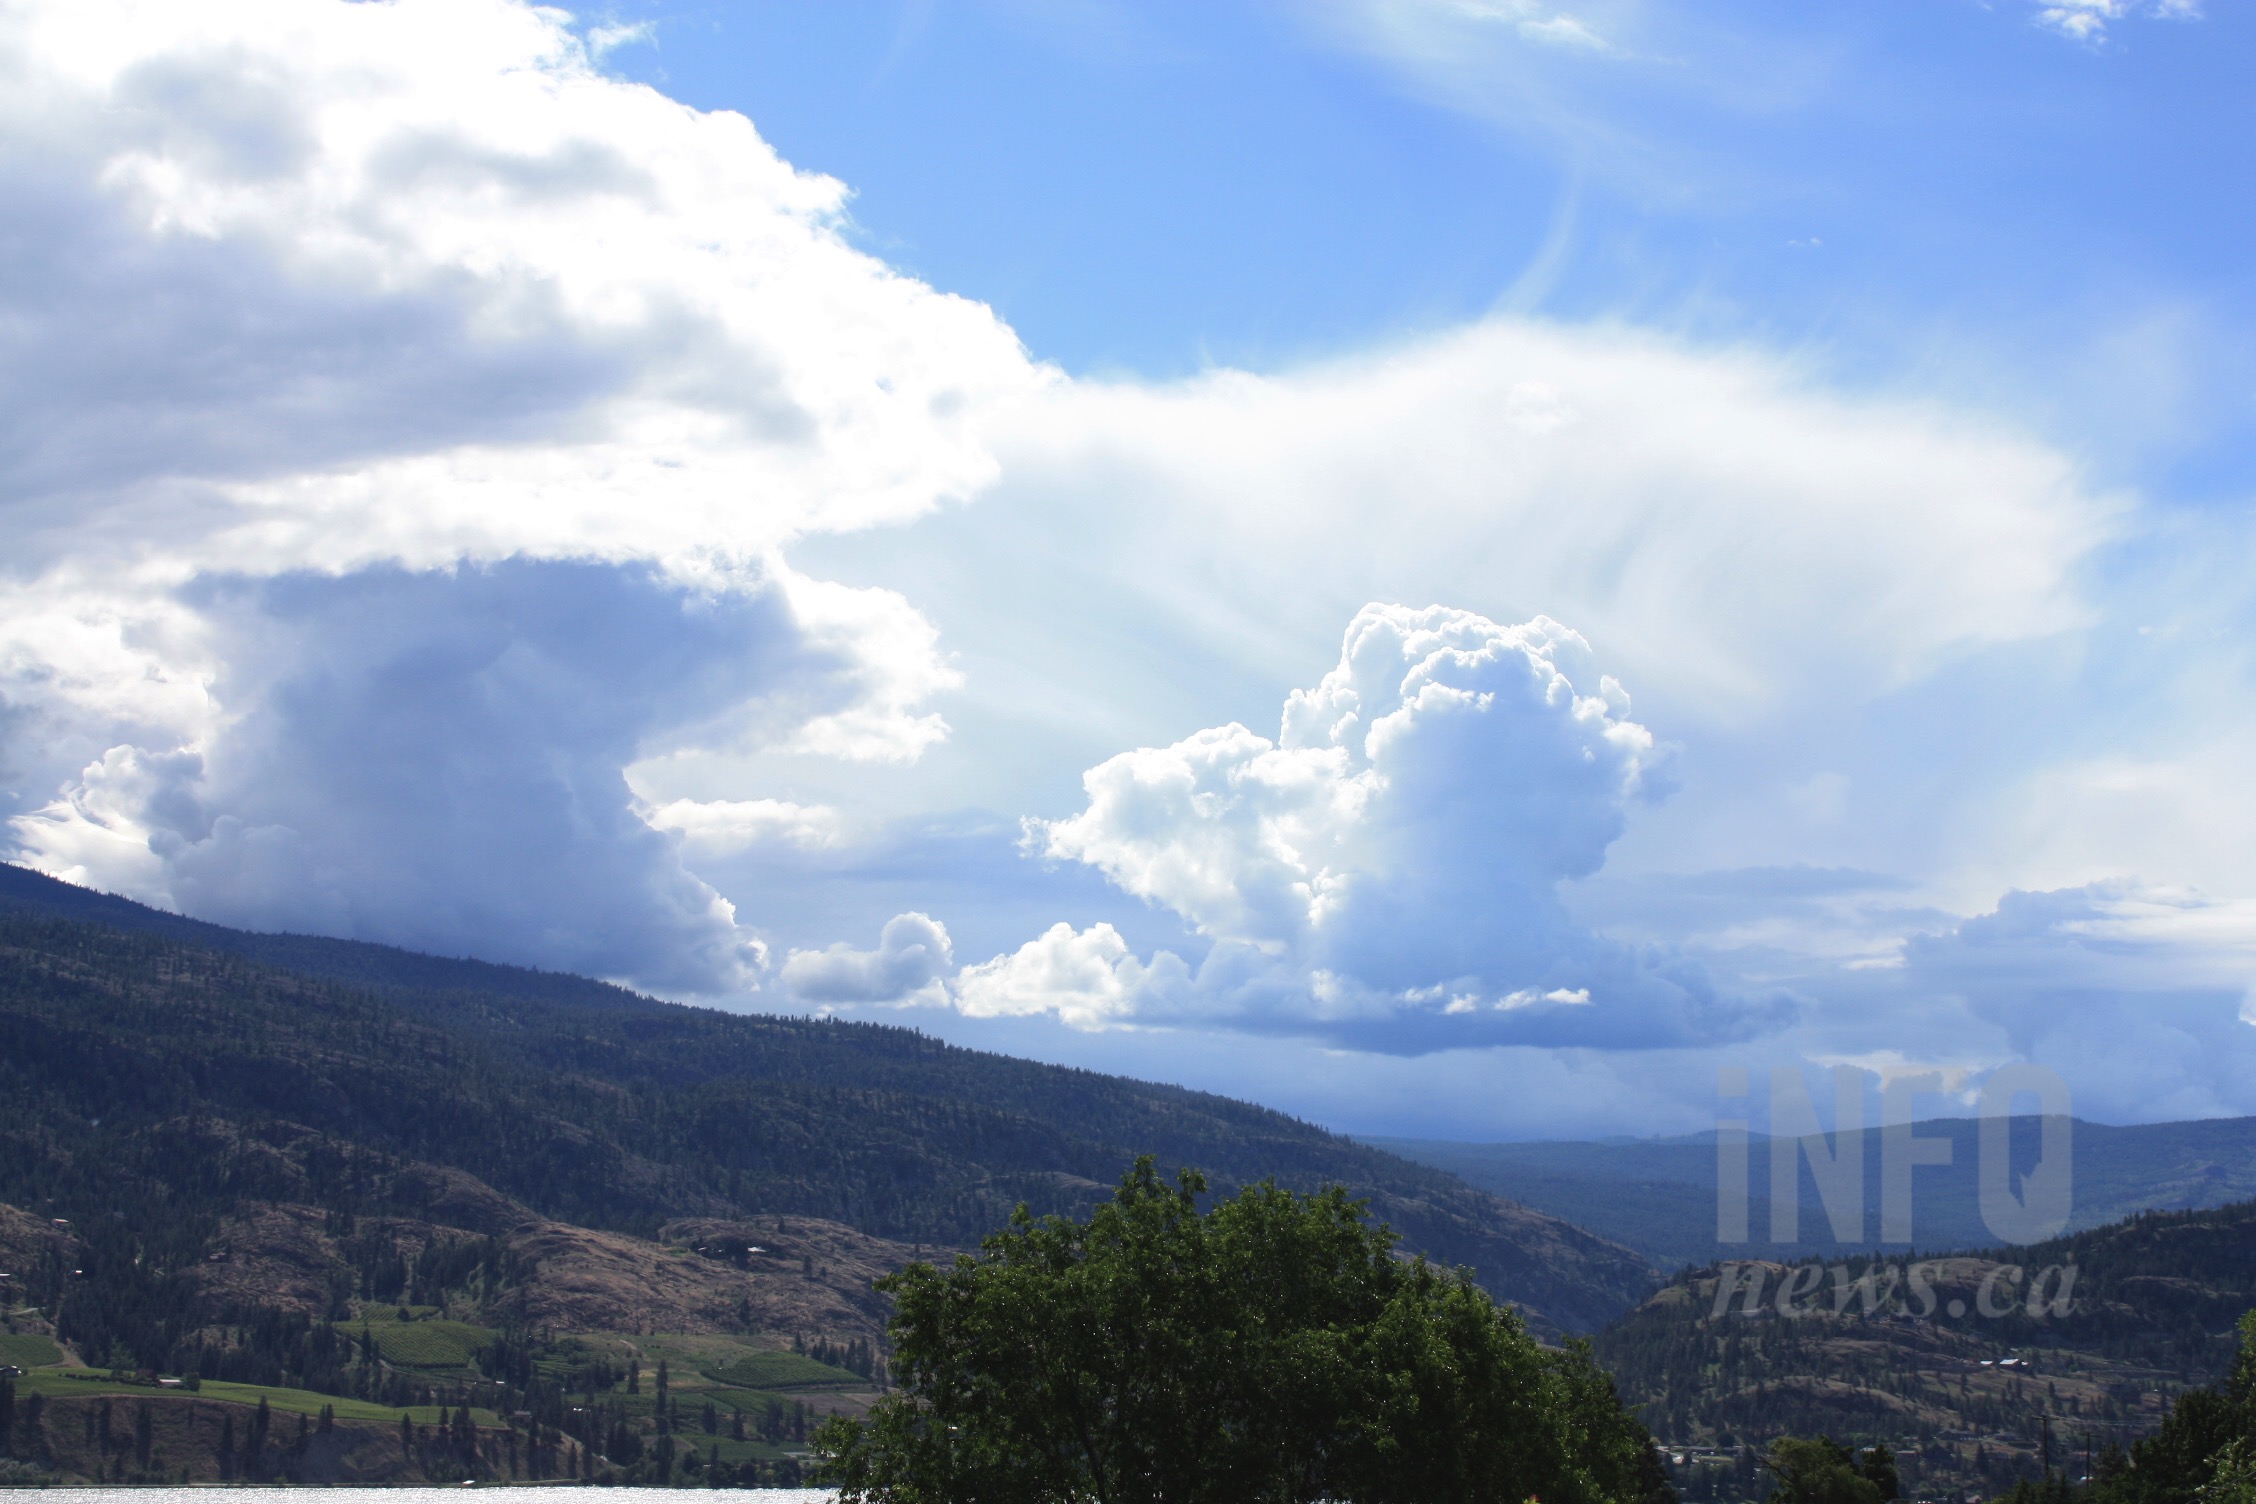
[781,911,956,1007]
[0,0,1043,988]
[961,602,1790,1050]
[954,921,1180,1031]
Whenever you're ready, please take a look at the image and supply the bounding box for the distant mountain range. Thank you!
[0,862,1655,1338]
[1371,1116,2256,1271]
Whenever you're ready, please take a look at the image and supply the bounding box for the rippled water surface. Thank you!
[0,1491,833,1502]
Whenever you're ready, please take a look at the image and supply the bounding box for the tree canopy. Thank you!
[1763,1437,1901,1504]
[2088,1310,2256,1504]
[814,1157,1671,1504]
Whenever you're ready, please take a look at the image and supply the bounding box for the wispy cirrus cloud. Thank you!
[2029,0,2201,44]
[1440,0,1614,52]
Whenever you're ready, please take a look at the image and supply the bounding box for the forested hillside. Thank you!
[0,864,1655,1339]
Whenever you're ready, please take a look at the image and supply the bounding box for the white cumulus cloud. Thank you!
[1037,605,1657,959]
[968,603,1786,1049]
[0,0,1041,573]
[954,921,1185,1032]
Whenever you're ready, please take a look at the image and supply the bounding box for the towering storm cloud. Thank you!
[1040,606,1655,972]
[0,0,1040,988]
[966,603,1785,1050]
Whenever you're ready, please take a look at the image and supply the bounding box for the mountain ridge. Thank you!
[0,862,1658,1337]
[1373,1117,2256,1271]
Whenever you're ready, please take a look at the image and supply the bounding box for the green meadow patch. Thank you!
[18,1370,496,1425]
[337,1315,498,1370]
[702,1350,861,1391]
[0,1330,63,1368]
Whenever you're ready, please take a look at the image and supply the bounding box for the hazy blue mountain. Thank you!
[1371,1116,2256,1271]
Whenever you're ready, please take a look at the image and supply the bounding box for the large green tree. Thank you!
[1763,1437,1900,1504]
[815,1158,1669,1504]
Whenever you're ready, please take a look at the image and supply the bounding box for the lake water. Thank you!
[0,1492,834,1502]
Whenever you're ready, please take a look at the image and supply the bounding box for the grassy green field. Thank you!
[702,1386,804,1416]
[526,1332,863,1399]
[16,1370,497,1425]
[622,1332,766,1373]
[702,1351,861,1391]
[686,1434,801,1466]
[335,1315,498,1370]
[0,1331,63,1368]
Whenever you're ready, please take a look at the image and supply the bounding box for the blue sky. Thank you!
[2,0,2253,1140]
[600,0,2256,489]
